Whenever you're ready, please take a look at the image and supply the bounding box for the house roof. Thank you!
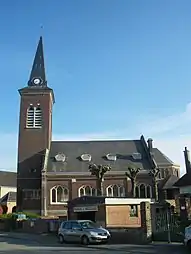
[162,175,179,189]
[0,191,16,203]
[0,171,17,187]
[174,173,191,187]
[46,137,176,174]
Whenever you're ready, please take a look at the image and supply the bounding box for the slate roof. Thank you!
[0,191,16,203]
[152,148,174,166]
[174,173,191,187]
[0,171,17,187]
[46,137,176,174]
[162,175,179,189]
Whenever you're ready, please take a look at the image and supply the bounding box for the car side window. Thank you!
[61,222,66,228]
[64,222,71,229]
[71,222,81,230]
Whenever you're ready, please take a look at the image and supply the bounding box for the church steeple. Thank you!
[28,36,47,87]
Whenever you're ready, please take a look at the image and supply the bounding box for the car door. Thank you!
[62,221,72,242]
[70,221,83,243]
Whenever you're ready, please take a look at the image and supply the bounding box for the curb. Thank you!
[0,233,185,251]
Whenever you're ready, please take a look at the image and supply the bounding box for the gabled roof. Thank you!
[47,139,152,173]
[0,191,16,203]
[162,175,179,189]
[152,148,174,166]
[0,171,17,187]
[46,137,176,174]
[174,173,191,187]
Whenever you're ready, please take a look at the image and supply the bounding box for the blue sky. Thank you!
[1,0,191,173]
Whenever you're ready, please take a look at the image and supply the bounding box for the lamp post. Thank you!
[125,166,140,198]
[148,168,160,201]
[89,164,111,196]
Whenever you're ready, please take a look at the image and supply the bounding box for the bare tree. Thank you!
[89,164,111,196]
[148,168,160,201]
[125,166,140,198]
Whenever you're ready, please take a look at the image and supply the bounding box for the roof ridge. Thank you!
[52,139,140,143]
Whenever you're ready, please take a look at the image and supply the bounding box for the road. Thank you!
[0,235,188,254]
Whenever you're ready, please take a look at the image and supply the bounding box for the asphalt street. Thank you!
[0,236,188,254]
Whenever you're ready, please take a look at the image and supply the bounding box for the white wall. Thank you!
[0,186,16,198]
[105,198,154,205]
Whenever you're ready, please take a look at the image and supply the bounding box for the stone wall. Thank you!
[108,228,149,244]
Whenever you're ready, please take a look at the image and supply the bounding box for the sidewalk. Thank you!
[0,231,57,245]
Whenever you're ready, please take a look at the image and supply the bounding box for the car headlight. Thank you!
[90,232,98,237]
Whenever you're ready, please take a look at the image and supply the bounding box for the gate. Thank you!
[152,211,181,242]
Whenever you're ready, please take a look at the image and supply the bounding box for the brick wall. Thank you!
[106,205,141,227]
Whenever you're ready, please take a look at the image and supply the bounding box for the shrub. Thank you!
[19,212,40,219]
[0,212,40,220]
[0,213,14,219]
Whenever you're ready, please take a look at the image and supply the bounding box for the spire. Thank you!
[28,36,47,87]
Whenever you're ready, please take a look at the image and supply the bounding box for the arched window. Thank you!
[50,186,69,204]
[106,185,125,197]
[140,184,146,198]
[26,105,42,128]
[78,185,97,197]
[135,186,139,198]
[135,184,152,198]
[146,185,152,198]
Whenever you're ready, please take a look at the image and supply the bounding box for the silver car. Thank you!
[58,220,111,245]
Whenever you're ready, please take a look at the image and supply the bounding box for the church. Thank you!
[17,37,180,217]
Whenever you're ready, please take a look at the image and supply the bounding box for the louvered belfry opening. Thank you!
[26,106,34,128]
[34,106,42,127]
[26,105,42,128]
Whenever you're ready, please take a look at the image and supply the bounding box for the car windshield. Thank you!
[79,221,98,229]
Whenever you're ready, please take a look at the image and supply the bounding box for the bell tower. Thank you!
[17,37,55,212]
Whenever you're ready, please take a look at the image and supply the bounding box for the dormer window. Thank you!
[55,153,66,162]
[132,153,142,160]
[106,154,116,161]
[26,104,42,128]
[81,154,91,162]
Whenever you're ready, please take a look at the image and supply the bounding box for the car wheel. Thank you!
[81,235,89,245]
[58,234,65,244]
[187,240,191,248]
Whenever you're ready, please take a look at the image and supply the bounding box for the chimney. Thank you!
[184,147,191,174]
[147,138,153,152]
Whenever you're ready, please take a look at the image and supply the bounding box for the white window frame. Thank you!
[50,186,69,205]
[78,185,97,197]
[135,184,152,198]
[26,105,42,129]
[106,184,125,197]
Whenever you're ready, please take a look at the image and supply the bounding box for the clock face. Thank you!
[33,78,41,85]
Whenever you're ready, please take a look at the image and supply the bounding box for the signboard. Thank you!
[73,206,98,213]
